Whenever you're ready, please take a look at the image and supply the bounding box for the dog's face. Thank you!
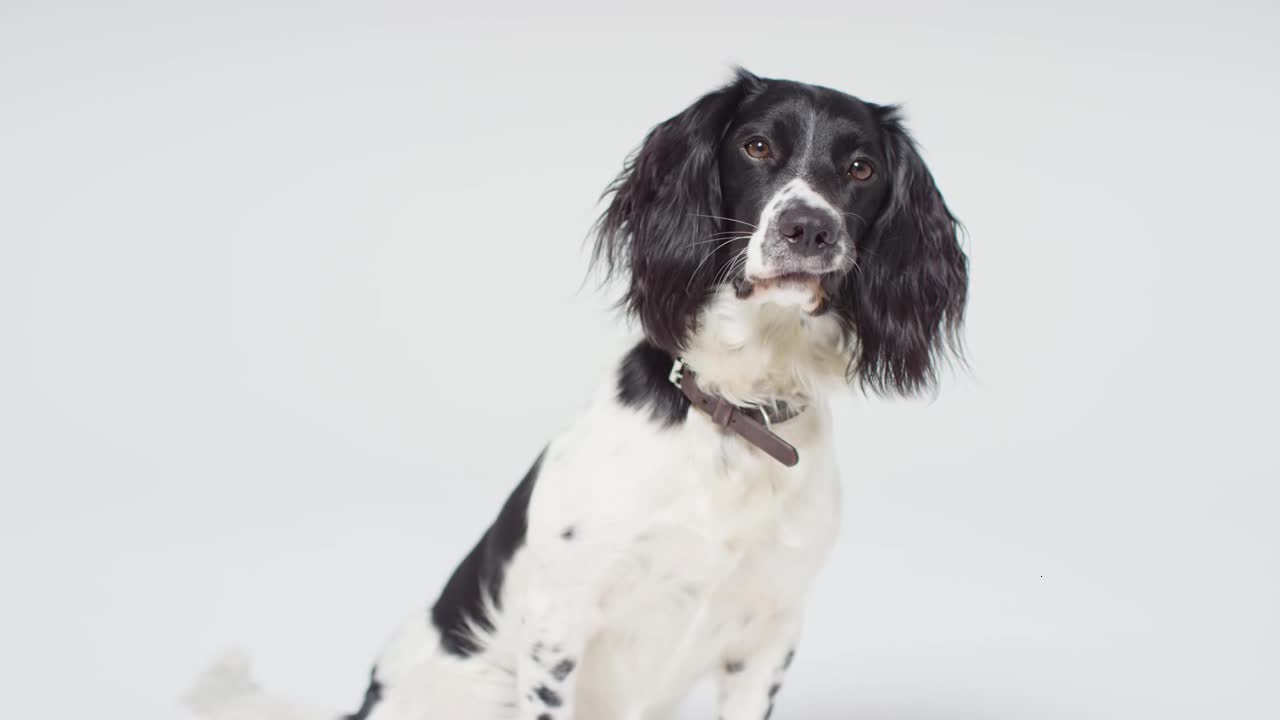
[718,82,891,306]
[595,69,968,395]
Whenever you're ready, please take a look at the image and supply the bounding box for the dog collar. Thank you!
[667,357,803,467]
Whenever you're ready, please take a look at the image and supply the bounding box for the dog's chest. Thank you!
[508,390,841,713]
[562,415,839,706]
[592,499,824,648]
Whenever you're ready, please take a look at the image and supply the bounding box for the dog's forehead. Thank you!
[733,81,880,137]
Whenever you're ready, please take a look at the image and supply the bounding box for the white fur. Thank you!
[187,290,851,720]
[743,177,848,281]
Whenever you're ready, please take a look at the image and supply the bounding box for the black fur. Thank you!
[593,68,967,395]
[840,107,967,394]
[549,658,576,682]
[534,685,563,707]
[430,449,545,656]
[342,668,383,720]
[594,69,764,354]
[616,339,689,425]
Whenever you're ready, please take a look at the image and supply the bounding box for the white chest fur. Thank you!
[488,378,842,717]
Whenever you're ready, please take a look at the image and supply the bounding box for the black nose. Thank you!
[776,206,838,256]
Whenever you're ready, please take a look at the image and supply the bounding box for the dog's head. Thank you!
[594,69,968,396]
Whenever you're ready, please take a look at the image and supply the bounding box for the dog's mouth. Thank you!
[736,271,821,296]
[734,272,829,315]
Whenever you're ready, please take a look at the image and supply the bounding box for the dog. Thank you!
[186,68,968,720]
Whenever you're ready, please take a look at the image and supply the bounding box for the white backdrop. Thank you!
[3,1,1278,718]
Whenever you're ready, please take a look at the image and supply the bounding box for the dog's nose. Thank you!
[776,206,838,256]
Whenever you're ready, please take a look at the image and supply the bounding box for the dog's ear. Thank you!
[593,69,762,352]
[849,107,968,395]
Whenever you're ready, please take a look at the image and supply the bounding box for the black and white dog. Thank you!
[187,68,967,720]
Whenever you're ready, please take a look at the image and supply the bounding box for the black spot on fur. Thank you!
[616,340,689,426]
[535,685,563,707]
[783,649,796,669]
[724,659,745,674]
[560,526,576,541]
[537,715,553,720]
[431,449,546,656]
[768,683,782,698]
[764,703,775,720]
[342,667,382,720]
[550,658,576,682]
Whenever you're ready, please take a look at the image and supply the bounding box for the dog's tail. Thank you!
[183,651,340,720]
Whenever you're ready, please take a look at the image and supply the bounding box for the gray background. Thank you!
[3,1,1278,718]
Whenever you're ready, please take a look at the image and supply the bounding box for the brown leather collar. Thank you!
[668,358,804,467]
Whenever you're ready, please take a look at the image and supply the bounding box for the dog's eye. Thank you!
[848,159,874,181]
[744,138,772,160]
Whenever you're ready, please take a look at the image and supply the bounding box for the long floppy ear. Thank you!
[851,107,969,395]
[593,69,761,352]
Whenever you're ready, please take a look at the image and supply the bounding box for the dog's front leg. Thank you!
[717,611,802,720]
[517,588,586,720]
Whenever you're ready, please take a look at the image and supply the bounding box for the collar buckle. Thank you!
[756,404,773,430]
[668,357,686,388]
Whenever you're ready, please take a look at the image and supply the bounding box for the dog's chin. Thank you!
[734,272,830,315]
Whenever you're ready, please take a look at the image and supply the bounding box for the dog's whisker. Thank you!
[687,238,747,291]
[691,234,752,246]
[692,213,758,229]
[711,248,749,289]
[854,245,883,261]
[707,255,732,290]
